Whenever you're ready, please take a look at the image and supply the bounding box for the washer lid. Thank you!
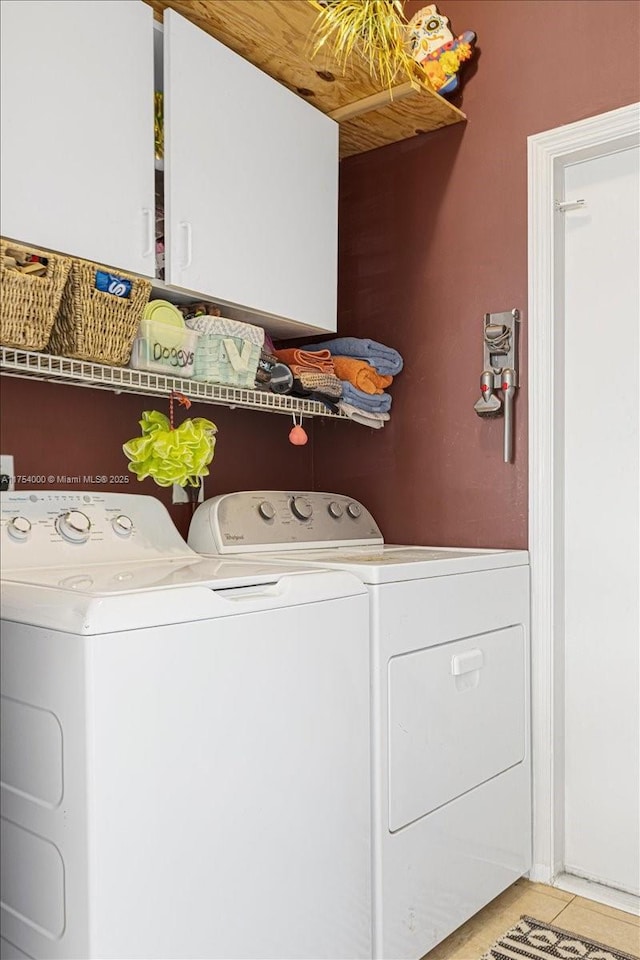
[247,544,529,583]
[1,556,319,595]
[1,557,366,634]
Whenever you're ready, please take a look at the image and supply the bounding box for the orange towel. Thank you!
[274,348,334,374]
[332,356,393,395]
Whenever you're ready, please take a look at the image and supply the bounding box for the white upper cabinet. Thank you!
[0,3,339,335]
[0,0,155,277]
[163,10,338,334]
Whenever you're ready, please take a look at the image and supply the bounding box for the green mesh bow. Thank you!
[123,410,217,488]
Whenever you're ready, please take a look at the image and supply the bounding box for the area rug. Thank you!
[481,915,639,960]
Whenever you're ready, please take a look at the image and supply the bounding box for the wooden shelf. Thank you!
[145,0,466,157]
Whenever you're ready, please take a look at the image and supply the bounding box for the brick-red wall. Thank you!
[1,378,312,540]
[314,0,640,547]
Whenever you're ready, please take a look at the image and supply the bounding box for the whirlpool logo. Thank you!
[225,533,245,541]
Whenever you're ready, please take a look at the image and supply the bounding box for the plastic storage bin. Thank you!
[130,319,199,377]
[186,315,264,388]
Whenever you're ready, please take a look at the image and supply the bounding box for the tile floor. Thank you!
[422,879,640,960]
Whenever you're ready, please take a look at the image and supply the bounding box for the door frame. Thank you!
[527,102,640,888]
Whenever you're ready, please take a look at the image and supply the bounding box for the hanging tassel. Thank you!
[169,390,192,430]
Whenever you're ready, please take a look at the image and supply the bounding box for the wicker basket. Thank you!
[0,239,72,350]
[186,315,265,388]
[49,259,152,365]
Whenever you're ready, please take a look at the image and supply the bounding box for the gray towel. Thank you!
[302,337,403,376]
[341,381,392,413]
[339,402,389,428]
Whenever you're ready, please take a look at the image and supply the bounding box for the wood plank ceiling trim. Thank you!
[145,0,466,157]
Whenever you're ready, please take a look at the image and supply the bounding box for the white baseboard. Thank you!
[553,872,640,917]
[529,864,554,885]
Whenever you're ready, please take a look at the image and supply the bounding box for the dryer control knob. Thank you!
[112,514,133,537]
[328,501,344,519]
[347,502,362,519]
[291,496,313,521]
[7,516,31,541]
[56,510,91,543]
[258,500,276,521]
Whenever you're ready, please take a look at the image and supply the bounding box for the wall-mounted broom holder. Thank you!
[473,309,520,462]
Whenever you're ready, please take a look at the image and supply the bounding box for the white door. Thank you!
[163,10,338,333]
[0,1,155,277]
[563,144,640,894]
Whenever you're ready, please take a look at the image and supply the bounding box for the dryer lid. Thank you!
[240,544,529,583]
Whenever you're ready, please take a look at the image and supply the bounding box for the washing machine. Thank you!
[189,490,532,960]
[0,491,372,960]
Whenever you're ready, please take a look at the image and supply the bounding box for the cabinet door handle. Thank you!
[180,221,193,270]
[142,208,154,258]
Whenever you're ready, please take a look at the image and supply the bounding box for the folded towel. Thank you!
[274,348,334,374]
[286,362,334,378]
[332,356,392,395]
[341,381,392,413]
[291,384,341,414]
[292,372,343,399]
[301,338,403,376]
[339,401,390,428]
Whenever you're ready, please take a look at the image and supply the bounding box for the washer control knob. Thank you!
[112,514,134,537]
[56,510,91,543]
[291,496,313,521]
[328,501,344,519]
[7,516,31,542]
[258,500,276,521]
[347,502,362,519]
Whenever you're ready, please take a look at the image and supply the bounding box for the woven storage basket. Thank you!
[186,315,265,388]
[0,239,72,350]
[49,259,152,365]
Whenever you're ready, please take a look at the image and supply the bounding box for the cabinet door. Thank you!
[0,0,155,276]
[164,10,338,333]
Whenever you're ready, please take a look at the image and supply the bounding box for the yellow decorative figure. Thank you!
[406,4,476,96]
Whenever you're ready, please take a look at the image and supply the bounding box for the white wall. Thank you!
[563,144,640,894]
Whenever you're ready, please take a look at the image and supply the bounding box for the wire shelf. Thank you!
[0,348,348,419]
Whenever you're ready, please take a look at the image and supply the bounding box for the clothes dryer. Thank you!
[189,490,531,960]
[0,491,371,960]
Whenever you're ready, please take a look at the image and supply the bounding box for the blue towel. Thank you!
[302,337,403,376]
[341,381,392,413]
